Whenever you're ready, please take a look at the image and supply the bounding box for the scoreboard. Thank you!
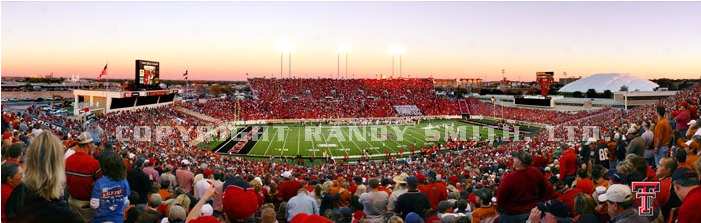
[135,60,160,89]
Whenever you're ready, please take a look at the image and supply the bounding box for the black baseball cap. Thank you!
[537,199,570,218]
[672,168,700,187]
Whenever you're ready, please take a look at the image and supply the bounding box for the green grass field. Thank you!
[246,120,510,157]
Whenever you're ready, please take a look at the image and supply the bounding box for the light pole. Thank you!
[337,43,351,79]
[389,45,405,79]
[288,51,291,78]
[392,54,395,78]
[345,50,348,79]
[277,41,294,79]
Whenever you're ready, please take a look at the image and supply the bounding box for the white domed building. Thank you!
[558,73,659,93]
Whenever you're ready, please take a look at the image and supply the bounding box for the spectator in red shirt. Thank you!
[497,150,548,223]
[559,146,578,186]
[278,171,303,202]
[656,157,678,223]
[65,132,103,222]
[1,162,23,222]
[419,171,447,212]
[672,168,701,223]
[675,102,692,136]
[573,168,594,195]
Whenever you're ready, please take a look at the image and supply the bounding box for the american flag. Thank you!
[98,64,108,80]
[183,70,188,80]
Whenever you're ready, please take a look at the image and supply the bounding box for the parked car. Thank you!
[10,98,19,102]
[34,98,45,102]
[22,98,33,101]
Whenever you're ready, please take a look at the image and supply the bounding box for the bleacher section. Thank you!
[183,78,462,120]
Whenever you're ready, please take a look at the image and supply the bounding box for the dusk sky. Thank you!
[2,1,701,81]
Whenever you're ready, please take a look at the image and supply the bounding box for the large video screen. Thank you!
[135,60,160,87]
[514,96,551,107]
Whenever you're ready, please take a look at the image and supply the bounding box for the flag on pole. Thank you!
[98,63,108,80]
[183,70,188,80]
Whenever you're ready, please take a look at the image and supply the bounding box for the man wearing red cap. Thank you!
[142,157,161,184]
[222,176,259,223]
[419,171,447,212]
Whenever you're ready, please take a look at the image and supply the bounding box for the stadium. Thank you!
[3,2,701,223]
[4,68,700,223]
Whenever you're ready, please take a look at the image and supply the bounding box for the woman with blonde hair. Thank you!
[351,184,367,211]
[169,194,192,215]
[4,131,83,222]
[320,180,339,216]
[573,193,599,223]
[387,215,404,223]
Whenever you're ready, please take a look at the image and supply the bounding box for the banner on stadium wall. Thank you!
[78,107,90,115]
[470,115,484,120]
[148,91,167,96]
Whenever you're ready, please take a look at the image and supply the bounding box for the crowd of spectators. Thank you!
[184,78,461,120]
[464,98,611,126]
[1,81,700,223]
[184,78,608,126]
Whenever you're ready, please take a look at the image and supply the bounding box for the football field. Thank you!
[246,120,509,157]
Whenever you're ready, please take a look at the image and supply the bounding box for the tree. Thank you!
[586,89,598,98]
[602,90,613,98]
[619,85,629,92]
[573,91,583,98]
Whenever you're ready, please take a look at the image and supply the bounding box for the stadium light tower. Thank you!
[337,43,351,79]
[388,45,405,78]
[277,41,294,79]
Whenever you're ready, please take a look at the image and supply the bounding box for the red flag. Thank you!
[183,70,188,80]
[98,64,108,80]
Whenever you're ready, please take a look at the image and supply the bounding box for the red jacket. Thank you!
[65,152,103,200]
[559,149,578,180]
[496,167,548,215]
[677,186,701,223]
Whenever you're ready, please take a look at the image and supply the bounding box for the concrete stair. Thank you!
[175,106,224,124]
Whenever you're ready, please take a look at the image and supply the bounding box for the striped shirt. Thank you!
[65,152,103,200]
